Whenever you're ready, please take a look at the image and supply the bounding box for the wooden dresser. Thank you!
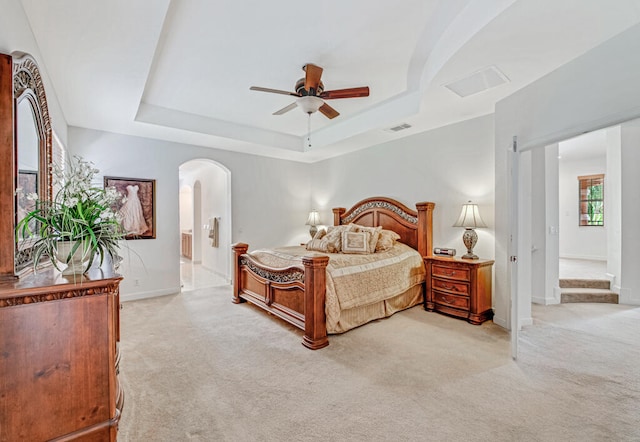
[0,267,123,441]
[424,256,494,324]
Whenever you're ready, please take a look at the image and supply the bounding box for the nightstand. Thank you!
[424,256,494,324]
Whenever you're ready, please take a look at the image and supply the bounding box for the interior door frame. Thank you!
[509,137,519,359]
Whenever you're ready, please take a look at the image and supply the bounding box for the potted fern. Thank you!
[16,156,125,275]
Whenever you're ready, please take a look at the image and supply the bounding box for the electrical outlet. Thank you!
[134,279,140,287]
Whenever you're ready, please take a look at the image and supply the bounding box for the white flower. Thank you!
[99,209,116,221]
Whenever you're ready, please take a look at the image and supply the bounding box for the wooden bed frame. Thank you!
[232,197,435,350]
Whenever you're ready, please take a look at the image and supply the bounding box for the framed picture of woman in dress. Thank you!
[104,176,156,239]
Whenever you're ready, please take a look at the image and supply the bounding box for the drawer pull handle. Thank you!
[441,284,457,291]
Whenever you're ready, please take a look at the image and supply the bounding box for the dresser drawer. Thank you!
[433,290,469,310]
[432,264,470,281]
[432,278,469,295]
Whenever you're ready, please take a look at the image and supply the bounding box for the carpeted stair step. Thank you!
[559,278,610,289]
[560,288,618,304]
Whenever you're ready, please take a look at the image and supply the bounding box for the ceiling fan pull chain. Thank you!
[307,113,312,148]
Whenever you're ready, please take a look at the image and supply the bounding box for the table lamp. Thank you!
[305,210,320,238]
[452,201,487,259]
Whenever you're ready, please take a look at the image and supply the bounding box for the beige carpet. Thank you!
[117,285,640,441]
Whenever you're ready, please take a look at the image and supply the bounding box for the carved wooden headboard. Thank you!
[332,197,435,257]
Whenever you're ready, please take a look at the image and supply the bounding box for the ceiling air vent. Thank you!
[384,123,412,133]
[444,65,509,98]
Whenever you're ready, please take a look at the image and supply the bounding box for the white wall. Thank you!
[312,114,495,262]
[619,119,640,304]
[543,144,560,304]
[517,150,532,323]
[519,144,561,311]
[495,23,640,329]
[200,165,229,277]
[0,0,67,144]
[606,127,622,288]
[558,154,606,260]
[179,185,193,232]
[69,127,312,301]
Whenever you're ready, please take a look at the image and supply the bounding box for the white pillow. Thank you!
[324,224,356,252]
[341,230,373,254]
[352,224,382,252]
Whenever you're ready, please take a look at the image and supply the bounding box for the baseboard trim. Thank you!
[605,273,617,290]
[532,292,561,305]
[493,315,508,329]
[619,287,640,305]
[532,296,548,305]
[201,265,230,282]
[520,317,533,328]
[559,254,606,261]
[121,287,179,302]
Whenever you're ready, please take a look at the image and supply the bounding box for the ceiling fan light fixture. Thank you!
[297,96,324,114]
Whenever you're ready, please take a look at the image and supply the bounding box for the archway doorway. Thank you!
[178,159,232,290]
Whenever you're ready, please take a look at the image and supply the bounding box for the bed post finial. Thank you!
[415,202,435,257]
[333,207,346,226]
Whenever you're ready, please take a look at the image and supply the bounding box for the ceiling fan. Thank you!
[250,63,369,119]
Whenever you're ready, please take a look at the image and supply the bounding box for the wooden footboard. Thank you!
[232,243,330,350]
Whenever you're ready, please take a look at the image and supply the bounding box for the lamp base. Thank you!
[309,225,318,239]
[461,228,479,260]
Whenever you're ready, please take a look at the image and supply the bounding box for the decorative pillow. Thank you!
[341,230,373,254]
[375,229,401,252]
[306,237,334,253]
[352,224,382,252]
[313,228,327,240]
[306,228,328,251]
[324,224,356,252]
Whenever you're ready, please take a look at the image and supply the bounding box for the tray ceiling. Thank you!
[19,0,640,162]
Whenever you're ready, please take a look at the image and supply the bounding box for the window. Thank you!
[52,130,67,196]
[578,174,604,226]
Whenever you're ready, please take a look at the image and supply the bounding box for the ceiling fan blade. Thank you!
[304,64,323,93]
[250,86,298,97]
[318,103,340,119]
[273,102,298,115]
[320,86,370,99]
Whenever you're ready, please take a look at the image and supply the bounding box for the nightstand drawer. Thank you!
[433,290,469,310]
[432,278,469,295]
[432,264,470,281]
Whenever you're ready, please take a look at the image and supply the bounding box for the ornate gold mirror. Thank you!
[0,52,52,278]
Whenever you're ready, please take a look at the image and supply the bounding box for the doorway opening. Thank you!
[178,159,232,291]
[517,125,622,328]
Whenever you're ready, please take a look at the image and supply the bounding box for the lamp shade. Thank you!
[452,202,487,228]
[305,210,320,226]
